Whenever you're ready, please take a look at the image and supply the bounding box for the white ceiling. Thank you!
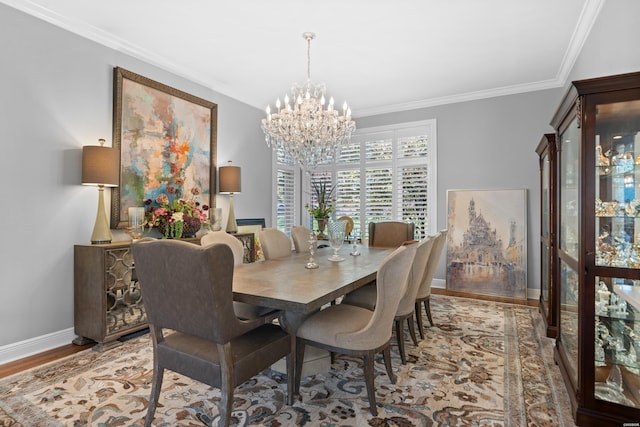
[4,0,604,117]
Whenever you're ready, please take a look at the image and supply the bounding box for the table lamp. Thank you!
[82,138,119,244]
[218,160,241,233]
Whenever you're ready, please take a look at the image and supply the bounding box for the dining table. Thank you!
[232,244,394,403]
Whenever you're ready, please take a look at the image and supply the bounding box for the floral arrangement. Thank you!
[306,180,336,219]
[144,186,210,239]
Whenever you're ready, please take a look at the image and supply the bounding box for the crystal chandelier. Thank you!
[261,32,356,170]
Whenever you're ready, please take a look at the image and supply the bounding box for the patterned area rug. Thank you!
[0,295,576,426]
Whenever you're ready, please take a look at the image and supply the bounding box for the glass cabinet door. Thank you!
[593,98,640,409]
[558,116,580,388]
[541,151,550,312]
[537,133,557,337]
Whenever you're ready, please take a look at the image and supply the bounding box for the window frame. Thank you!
[273,119,437,239]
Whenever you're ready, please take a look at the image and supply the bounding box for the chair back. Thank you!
[259,228,292,259]
[416,230,448,299]
[131,238,256,344]
[292,225,312,253]
[335,244,416,349]
[368,221,415,247]
[396,236,435,316]
[337,216,354,237]
[201,231,244,265]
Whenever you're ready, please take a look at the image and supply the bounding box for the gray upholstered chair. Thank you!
[131,238,292,427]
[368,221,415,248]
[291,225,313,253]
[293,244,417,416]
[415,230,448,338]
[259,228,293,259]
[342,237,435,364]
[201,231,275,320]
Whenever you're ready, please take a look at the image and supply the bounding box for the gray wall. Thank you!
[0,3,271,352]
[1,0,639,359]
[357,89,561,295]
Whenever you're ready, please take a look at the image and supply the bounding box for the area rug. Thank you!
[0,295,575,426]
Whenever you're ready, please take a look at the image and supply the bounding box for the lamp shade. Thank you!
[219,163,241,194]
[82,144,119,187]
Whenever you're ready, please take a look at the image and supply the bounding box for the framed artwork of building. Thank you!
[446,189,527,301]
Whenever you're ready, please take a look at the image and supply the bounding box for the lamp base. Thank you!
[226,194,237,233]
[91,186,113,244]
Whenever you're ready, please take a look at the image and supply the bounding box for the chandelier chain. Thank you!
[306,33,312,82]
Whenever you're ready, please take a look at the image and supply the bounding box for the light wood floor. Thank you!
[0,288,538,380]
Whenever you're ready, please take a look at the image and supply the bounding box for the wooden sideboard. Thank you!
[73,234,256,350]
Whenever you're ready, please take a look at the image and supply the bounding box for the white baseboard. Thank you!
[432,278,541,301]
[433,278,446,289]
[0,328,76,365]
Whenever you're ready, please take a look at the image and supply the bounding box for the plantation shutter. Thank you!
[335,169,361,236]
[275,146,296,235]
[396,129,430,239]
[365,167,393,240]
[276,169,295,234]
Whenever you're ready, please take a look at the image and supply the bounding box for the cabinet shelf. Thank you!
[614,284,640,312]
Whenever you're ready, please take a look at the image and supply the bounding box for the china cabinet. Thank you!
[536,133,557,337]
[551,72,640,426]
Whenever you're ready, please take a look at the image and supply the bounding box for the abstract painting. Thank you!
[237,218,266,261]
[110,67,217,228]
[446,189,527,300]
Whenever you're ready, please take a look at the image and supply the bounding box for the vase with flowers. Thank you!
[306,180,336,239]
[144,187,210,239]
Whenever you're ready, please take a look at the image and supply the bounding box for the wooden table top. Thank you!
[232,245,393,314]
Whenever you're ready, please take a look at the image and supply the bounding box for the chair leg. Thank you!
[382,345,396,383]
[415,301,425,339]
[144,365,164,427]
[424,297,433,326]
[217,343,235,427]
[407,315,418,346]
[363,352,378,416]
[294,338,306,399]
[395,319,407,365]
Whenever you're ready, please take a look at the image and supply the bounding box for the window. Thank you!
[272,146,300,236]
[273,119,437,240]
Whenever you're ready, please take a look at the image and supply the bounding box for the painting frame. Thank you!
[110,67,218,228]
[236,218,266,261]
[446,188,527,301]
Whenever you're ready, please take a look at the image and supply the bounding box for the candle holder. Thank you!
[350,235,360,256]
[305,232,319,269]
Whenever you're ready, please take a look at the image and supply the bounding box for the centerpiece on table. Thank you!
[144,186,210,239]
[306,180,336,239]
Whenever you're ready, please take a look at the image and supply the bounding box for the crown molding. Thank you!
[2,0,605,117]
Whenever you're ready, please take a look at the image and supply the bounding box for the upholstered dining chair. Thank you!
[201,231,276,320]
[368,221,415,247]
[259,228,293,259]
[293,244,417,416]
[131,238,292,427]
[342,237,435,364]
[337,215,354,239]
[415,230,448,338]
[291,225,313,253]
